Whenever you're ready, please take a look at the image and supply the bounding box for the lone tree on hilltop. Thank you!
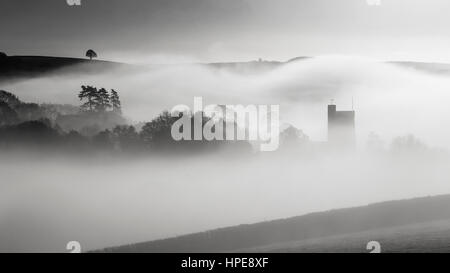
[85,49,98,60]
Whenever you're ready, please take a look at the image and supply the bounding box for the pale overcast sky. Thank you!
[2,0,450,63]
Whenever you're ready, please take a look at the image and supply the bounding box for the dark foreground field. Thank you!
[98,195,450,253]
[240,220,450,253]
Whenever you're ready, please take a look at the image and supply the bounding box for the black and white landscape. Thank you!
[2,0,450,253]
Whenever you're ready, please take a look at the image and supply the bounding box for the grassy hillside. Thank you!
[240,220,450,253]
[0,55,127,81]
[96,194,450,253]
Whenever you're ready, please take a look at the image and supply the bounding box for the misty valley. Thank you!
[2,53,450,253]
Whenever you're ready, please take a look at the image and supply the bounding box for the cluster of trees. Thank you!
[0,89,252,154]
[0,90,60,126]
[0,90,80,126]
[54,86,126,135]
[78,86,121,113]
[366,132,432,155]
[2,86,437,156]
[0,119,62,148]
[0,113,253,155]
[86,111,252,154]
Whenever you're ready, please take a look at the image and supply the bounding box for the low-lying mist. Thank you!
[2,56,450,252]
[3,56,450,149]
[1,151,450,252]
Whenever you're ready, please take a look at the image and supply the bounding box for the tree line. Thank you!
[1,86,433,156]
[78,86,121,113]
[0,87,253,154]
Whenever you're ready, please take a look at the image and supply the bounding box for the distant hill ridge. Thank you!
[1,55,450,82]
[96,194,450,253]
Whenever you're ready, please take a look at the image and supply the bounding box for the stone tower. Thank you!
[328,104,355,148]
